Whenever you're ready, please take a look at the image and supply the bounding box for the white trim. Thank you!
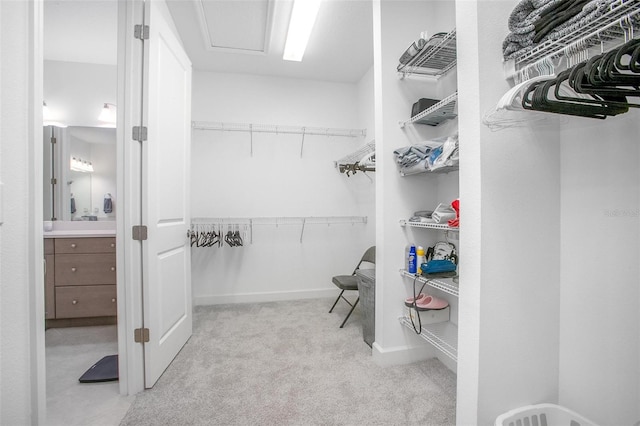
[371,341,436,367]
[194,288,337,306]
[117,0,144,396]
[30,0,46,422]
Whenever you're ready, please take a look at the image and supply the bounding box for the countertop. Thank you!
[44,229,116,238]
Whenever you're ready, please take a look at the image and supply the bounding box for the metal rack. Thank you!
[399,92,458,128]
[504,0,640,81]
[192,121,367,157]
[399,220,459,231]
[334,140,375,176]
[191,216,368,244]
[398,29,457,79]
[400,269,459,297]
[399,317,458,362]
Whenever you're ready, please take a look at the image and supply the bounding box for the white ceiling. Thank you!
[43,0,373,84]
[166,0,374,83]
[44,0,373,83]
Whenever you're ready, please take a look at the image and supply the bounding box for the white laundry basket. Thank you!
[495,403,599,426]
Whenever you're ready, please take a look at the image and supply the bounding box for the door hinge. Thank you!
[50,137,56,145]
[134,328,150,343]
[50,178,57,185]
[132,126,148,142]
[134,24,149,40]
[132,225,148,241]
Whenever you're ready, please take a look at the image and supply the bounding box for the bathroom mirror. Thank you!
[44,125,116,221]
[43,0,117,222]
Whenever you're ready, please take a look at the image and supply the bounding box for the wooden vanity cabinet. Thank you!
[44,236,117,326]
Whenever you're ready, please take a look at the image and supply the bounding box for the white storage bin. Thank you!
[495,403,598,426]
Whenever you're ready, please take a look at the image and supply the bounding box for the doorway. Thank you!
[41,1,130,423]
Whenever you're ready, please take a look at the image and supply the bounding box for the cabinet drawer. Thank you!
[45,254,55,319]
[55,237,116,254]
[54,254,116,285]
[55,285,117,318]
[44,239,55,255]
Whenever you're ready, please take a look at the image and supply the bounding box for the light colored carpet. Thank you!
[120,298,456,426]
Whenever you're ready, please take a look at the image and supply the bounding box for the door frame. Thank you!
[31,0,148,420]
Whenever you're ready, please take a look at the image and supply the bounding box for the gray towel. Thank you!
[103,193,113,214]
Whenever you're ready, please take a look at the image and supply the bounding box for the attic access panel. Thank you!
[195,0,274,54]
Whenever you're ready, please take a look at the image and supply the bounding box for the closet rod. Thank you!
[504,0,640,81]
[192,121,367,138]
[191,216,368,244]
[192,216,368,225]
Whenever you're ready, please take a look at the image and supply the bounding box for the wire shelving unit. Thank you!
[399,92,458,128]
[398,29,457,79]
[399,316,458,362]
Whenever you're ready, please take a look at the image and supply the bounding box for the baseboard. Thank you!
[194,288,338,305]
[371,341,437,366]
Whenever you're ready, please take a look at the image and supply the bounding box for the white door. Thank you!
[142,0,193,388]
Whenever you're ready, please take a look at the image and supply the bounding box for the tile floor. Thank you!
[45,325,134,426]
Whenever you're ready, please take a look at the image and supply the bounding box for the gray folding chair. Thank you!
[329,246,376,328]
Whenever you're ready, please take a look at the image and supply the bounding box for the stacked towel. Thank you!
[394,134,459,175]
[503,0,630,60]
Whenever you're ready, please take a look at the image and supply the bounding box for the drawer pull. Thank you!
[111,298,116,303]
[71,267,77,272]
[71,243,77,248]
[72,299,78,305]
[110,243,115,248]
[110,266,116,271]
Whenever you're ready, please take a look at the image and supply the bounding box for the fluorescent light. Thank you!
[283,0,322,62]
[98,103,116,125]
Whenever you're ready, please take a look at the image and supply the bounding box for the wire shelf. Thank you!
[399,165,459,177]
[398,29,457,78]
[399,220,459,231]
[334,140,375,168]
[192,121,366,138]
[400,269,459,297]
[400,92,458,128]
[399,316,458,362]
[192,216,368,244]
[505,0,640,79]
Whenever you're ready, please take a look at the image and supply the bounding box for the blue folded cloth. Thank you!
[421,259,457,274]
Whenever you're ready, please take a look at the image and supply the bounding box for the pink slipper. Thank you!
[404,293,428,307]
[415,295,449,311]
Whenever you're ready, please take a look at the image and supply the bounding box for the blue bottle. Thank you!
[408,245,417,274]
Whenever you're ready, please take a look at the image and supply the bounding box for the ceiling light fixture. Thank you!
[283,0,322,62]
[98,103,117,126]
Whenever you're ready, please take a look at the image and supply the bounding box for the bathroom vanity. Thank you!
[44,228,116,327]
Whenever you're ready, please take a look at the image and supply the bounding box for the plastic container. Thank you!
[408,245,417,274]
[495,404,599,426]
[416,246,426,274]
[356,269,376,347]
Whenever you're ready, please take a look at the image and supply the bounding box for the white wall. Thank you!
[0,0,45,424]
[457,0,563,424]
[456,0,639,425]
[559,116,640,425]
[372,0,458,368]
[44,60,117,128]
[190,71,375,304]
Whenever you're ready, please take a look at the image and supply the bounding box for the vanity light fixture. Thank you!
[43,101,51,120]
[43,101,68,128]
[282,0,322,62]
[70,157,94,173]
[98,103,116,126]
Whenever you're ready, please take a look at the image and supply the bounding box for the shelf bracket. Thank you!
[300,127,306,158]
[249,124,253,157]
[300,218,306,243]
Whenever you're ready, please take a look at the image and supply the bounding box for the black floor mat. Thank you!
[79,355,118,383]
